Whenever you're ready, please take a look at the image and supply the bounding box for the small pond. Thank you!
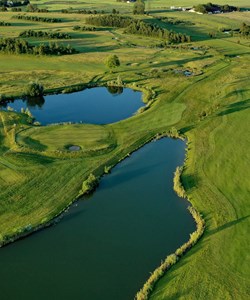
[1,87,144,125]
[0,138,196,300]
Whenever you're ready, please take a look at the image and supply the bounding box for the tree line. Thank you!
[26,3,48,13]
[0,21,10,26]
[12,15,62,23]
[62,8,105,14]
[73,25,98,31]
[124,20,191,43]
[0,38,77,55]
[0,0,29,7]
[194,3,239,14]
[86,14,191,43]
[86,14,131,28]
[19,30,71,39]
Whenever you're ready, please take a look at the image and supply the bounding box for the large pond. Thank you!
[0,138,195,300]
[1,87,144,125]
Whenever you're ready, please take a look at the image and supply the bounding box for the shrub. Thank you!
[104,165,111,174]
[25,82,44,97]
[81,173,99,194]
[173,166,186,198]
[105,54,120,70]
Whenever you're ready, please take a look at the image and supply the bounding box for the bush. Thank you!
[81,173,99,194]
[105,54,120,70]
[25,82,44,97]
[173,166,186,198]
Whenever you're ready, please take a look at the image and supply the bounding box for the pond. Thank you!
[0,138,196,300]
[1,87,144,125]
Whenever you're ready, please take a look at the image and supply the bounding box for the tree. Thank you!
[133,0,145,15]
[105,54,120,71]
[25,81,44,97]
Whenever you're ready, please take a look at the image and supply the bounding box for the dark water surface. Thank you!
[0,139,195,300]
[1,87,143,125]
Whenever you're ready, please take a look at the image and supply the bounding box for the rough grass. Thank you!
[150,61,250,300]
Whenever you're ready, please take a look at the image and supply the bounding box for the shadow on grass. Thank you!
[180,124,196,134]
[224,89,250,98]
[142,17,214,42]
[217,99,250,116]
[21,136,48,152]
[148,9,172,14]
[183,173,199,191]
[208,215,250,236]
[80,44,120,53]
[151,234,207,298]
[14,152,54,165]
[11,22,38,27]
[70,32,98,39]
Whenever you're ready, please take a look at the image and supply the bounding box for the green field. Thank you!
[0,0,249,299]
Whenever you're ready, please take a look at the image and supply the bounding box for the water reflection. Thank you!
[106,86,124,95]
[26,96,45,108]
[0,87,143,125]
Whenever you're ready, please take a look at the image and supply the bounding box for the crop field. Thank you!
[0,0,249,299]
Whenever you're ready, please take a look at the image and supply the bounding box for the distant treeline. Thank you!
[0,21,10,26]
[19,30,71,39]
[86,14,131,27]
[124,20,191,43]
[62,8,105,14]
[26,4,49,13]
[0,38,77,55]
[157,16,195,26]
[194,3,239,14]
[12,15,62,23]
[86,14,191,43]
[0,0,29,7]
[73,25,98,31]
[11,7,22,11]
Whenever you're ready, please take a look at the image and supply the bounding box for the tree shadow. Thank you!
[147,55,213,69]
[12,22,37,27]
[21,136,48,152]
[14,152,54,165]
[70,32,98,39]
[224,89,250,98]
[180,124,195,134]
[182,173,199,190]
[149,9,172,14]
[217,99,250,116]
[151,234,207,298]
[208,215,250,236]
[142,17,215,42]
[80,45,120,53]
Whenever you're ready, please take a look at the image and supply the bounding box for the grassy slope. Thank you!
[150,58,250,299]
[0,2,250,299]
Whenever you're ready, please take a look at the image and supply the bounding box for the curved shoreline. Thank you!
[0,132,204,300]
[135,138,205,300]
[0,132,164,248]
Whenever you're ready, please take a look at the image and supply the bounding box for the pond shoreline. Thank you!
[0,133,161,248]
[0,133,204,300]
